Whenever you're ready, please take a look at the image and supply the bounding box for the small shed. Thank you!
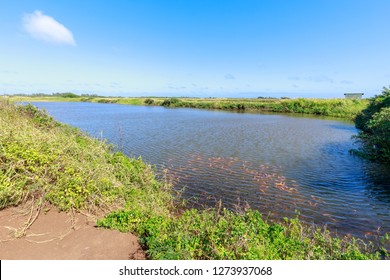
[344,93,364,99]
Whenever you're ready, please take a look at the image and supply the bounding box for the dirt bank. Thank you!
[0,205,145,260]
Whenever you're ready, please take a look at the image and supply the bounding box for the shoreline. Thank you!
[5,95,368,120]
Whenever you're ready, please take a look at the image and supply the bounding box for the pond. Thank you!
[31,102,390,240]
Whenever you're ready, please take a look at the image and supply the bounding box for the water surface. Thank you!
[32,102,390,240]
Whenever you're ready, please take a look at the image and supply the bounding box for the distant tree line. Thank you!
[7,92,104,98]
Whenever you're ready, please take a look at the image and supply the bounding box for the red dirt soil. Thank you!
[0,205,146,260]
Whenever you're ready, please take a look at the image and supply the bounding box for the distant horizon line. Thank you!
[1,91,373,99]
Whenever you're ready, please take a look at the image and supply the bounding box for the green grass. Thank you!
[98,207,388,260]
[1,98,387,259]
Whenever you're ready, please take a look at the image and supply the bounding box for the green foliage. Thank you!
[98,208,382,260]
[236,103,245,110]
[154,97,366,119]
[161,98,180,107]
[54,92,80,98]
[80,97,93,102]
[355,87,390,131]
[144,98,155,105]
[17,103,59,128]
[96,98,119,103]
[353,87,390,163]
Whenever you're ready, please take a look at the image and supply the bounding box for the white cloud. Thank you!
[23,10,76,46]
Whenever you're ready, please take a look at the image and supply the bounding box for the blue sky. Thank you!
[1,0,389,98]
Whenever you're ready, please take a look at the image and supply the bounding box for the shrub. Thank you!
[144,98,155,105]
[17,104,59,128]
[54,92,79,98]
[353,87,390,163]
[355,87,390,131]
[161,98,180,107]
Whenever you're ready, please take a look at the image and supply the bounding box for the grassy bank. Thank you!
[147,97,367,119]
[7,94,368,119]
[0,98,173,218]
[1,99,387,259]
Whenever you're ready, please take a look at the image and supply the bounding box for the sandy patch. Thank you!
[0,206,145,260]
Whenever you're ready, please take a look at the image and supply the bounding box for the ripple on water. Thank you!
[29,102,390,243]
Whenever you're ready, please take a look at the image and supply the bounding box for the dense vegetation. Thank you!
[7,94,368,119]
[353,87,390,163]
[1,99,387,259]
[150,97,367,119]
[98,207,388,260]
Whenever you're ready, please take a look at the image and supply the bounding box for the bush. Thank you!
[53,92,80,98]
[355,87,390,131]
[17,104,59,128]
[144,98,155,105]
[161,98,180,107]
[353,87,390,163]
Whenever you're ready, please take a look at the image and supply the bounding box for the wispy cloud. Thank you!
[1,70,19,75]
[110,82,123,89]
[224,73,235,80]
[307,75,334,83]
[288,75,334,83]
[22,10,76,46]
[167,85,187,90]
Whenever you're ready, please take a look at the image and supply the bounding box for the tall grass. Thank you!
[154,97,367,119]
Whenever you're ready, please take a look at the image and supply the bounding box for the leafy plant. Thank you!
[98,208,384,260]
